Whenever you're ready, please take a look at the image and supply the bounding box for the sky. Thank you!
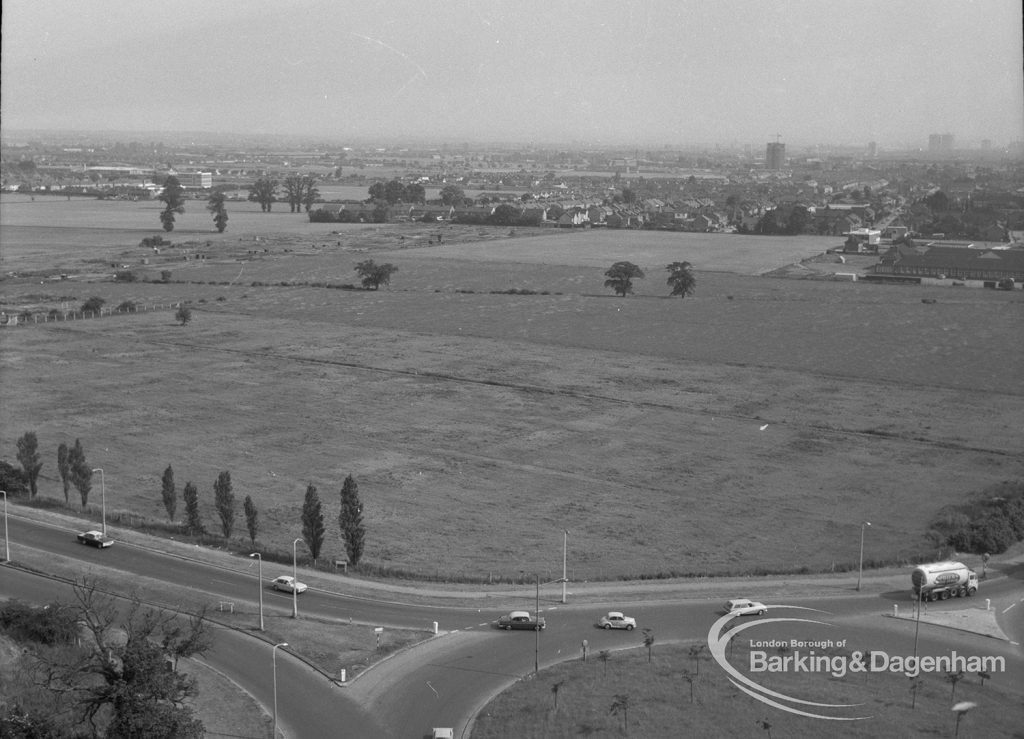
[2,0,1022,148]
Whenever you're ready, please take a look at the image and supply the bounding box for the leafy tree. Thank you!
[206,191,228,232]
[183,482,203,535]
[161,464,176,522]
[282,175,305,213]
[213,471,235,539]
[439,184,465,206]
[243,495,258,547]
[248,177,278,212]
[81,296,105,315]
[642,628,655,662]
[16,431,43,498]
[367,182,387,201]
[176,305,192,325]
[404,182,425,204]
[301,484,326,563]
[489,203,520,225]
[338,474,365,566]
[301,175,320,212]
[158,175,186,232]
[355,259,399,290]
[665,261,696,298]
[0,461,29,497]
[384,179,406,205]
[621,187,637,204]
[57,442,71,503]
[604,261,644,297]
[67,438,91,509]
[925,190,949,212]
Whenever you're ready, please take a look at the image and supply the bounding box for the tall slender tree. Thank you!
[183,482,203,535]
[67,439,91,509]
[16,431,43,498]
[338,475,365,566]
[57,442,71,503]
[243,495,259,547]
[301,175,320,212]
[213,471,235,539]
[157,175,186,232]
[301,484,326,564]
[161,465,177,522]
[206,191,228,232]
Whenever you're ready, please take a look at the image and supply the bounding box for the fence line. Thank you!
[1,302,182,327]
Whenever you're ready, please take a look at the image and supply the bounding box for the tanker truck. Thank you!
[911,561,979,601]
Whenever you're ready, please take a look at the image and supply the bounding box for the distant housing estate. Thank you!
[867,243,1024,287]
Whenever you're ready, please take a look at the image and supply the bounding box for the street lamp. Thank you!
[0,490,8,562]
[91,468,106,536]
[272,642,288,737]
[561,529,568,604]
[857,521,871,591]
[534,574,568,675]
[291,538,305,619]
[250,553,264,631]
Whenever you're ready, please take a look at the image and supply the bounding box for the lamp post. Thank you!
[0,491,8,562]
[292,538,304,619]
[272,642,288,737]
[91,468,106,536]
[561,529,568,604]
[857,521,871,591]
[534,575,567,675]
[250,553,264,631]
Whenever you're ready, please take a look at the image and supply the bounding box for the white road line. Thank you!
[1002,602,1017,614]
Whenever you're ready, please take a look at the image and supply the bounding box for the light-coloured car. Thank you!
[597,611,637,630]
[496,610,545,630]
[431,729,454,739]
[272,575,308,594]
[725,598,767,616]
[76,530,114,548]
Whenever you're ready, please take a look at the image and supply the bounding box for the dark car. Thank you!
[496,610,545,631]
[76,530,114,548]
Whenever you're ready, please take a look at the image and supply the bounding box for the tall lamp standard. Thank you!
[561,529,568,604]
[250,553,264,631]
[857,521,872,591]
[291,538,305,619]
[0,491,9,562]
[272,642,288,737]
[91,468,106,536]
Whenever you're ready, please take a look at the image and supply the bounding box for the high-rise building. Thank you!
[928,133,955,154]
[765,142,786,169]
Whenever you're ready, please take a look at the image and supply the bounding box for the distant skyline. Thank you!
[2,0,1022,149]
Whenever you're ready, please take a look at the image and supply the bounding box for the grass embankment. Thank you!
[473,642,1019,738]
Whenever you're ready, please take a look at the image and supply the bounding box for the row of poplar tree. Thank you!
[159,466,366,566]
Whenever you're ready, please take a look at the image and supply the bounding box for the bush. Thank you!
[0,601,78,645]
[0,461,29,496]
[116,300,137,313]
[114,270,137,282]
[175,305,193,325]
[80,296,105,314]
[968,513,1017,554]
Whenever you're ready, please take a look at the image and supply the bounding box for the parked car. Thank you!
[496,610,545,631]
[431,729,454,739]
[597,611,637,630]
[725,598,767,616]
[272,575,308,594]
[76,530,114,548]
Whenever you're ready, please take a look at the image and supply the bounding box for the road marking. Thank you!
[427,682,439,698]
[1003,603,1017,614]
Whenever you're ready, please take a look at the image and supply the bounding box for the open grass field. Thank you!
[1,193,1022,581]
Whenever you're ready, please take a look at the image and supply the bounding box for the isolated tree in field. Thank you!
[283,175,305,213]
[301,484,326,564]
[57,442,71,503]
[249,177,278,212]
[338,474,365,566]
[206,191,228,232]
[176,305,192,325]
[213,471,235,539]
[243,495,259,547]
[183,482,203,535]
[604,261,644,297]
[665,261,696,298]
[158,175,186,232]
[81,296,105,315]
[67,438,91,509]
[161,464,177,522]
[301,175,320,212]
[355,259,399,290]
[16,431,43,498]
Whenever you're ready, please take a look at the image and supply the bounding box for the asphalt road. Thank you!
[2,514,1023,737]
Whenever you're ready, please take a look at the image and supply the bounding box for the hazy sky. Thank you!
[2,0,1022,147]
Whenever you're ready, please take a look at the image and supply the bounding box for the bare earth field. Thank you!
[1,194,1022,581]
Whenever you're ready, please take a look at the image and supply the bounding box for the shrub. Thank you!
[116,300,137,313]
[160,270,172,283]
[80,296,105,314]
[175,305,192,325]
[0,601,78,645]
[968,513,1017,554]
[0,461,29,496]
[114,270,137,282]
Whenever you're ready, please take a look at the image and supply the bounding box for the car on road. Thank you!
[431,730,454,739]
[76,530,114,548]
[496,610,545,630]
[597,611,637,630]
[725,598,767,616]
[272,575,308,594]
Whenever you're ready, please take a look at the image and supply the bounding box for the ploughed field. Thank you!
[1,195,1021,581]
